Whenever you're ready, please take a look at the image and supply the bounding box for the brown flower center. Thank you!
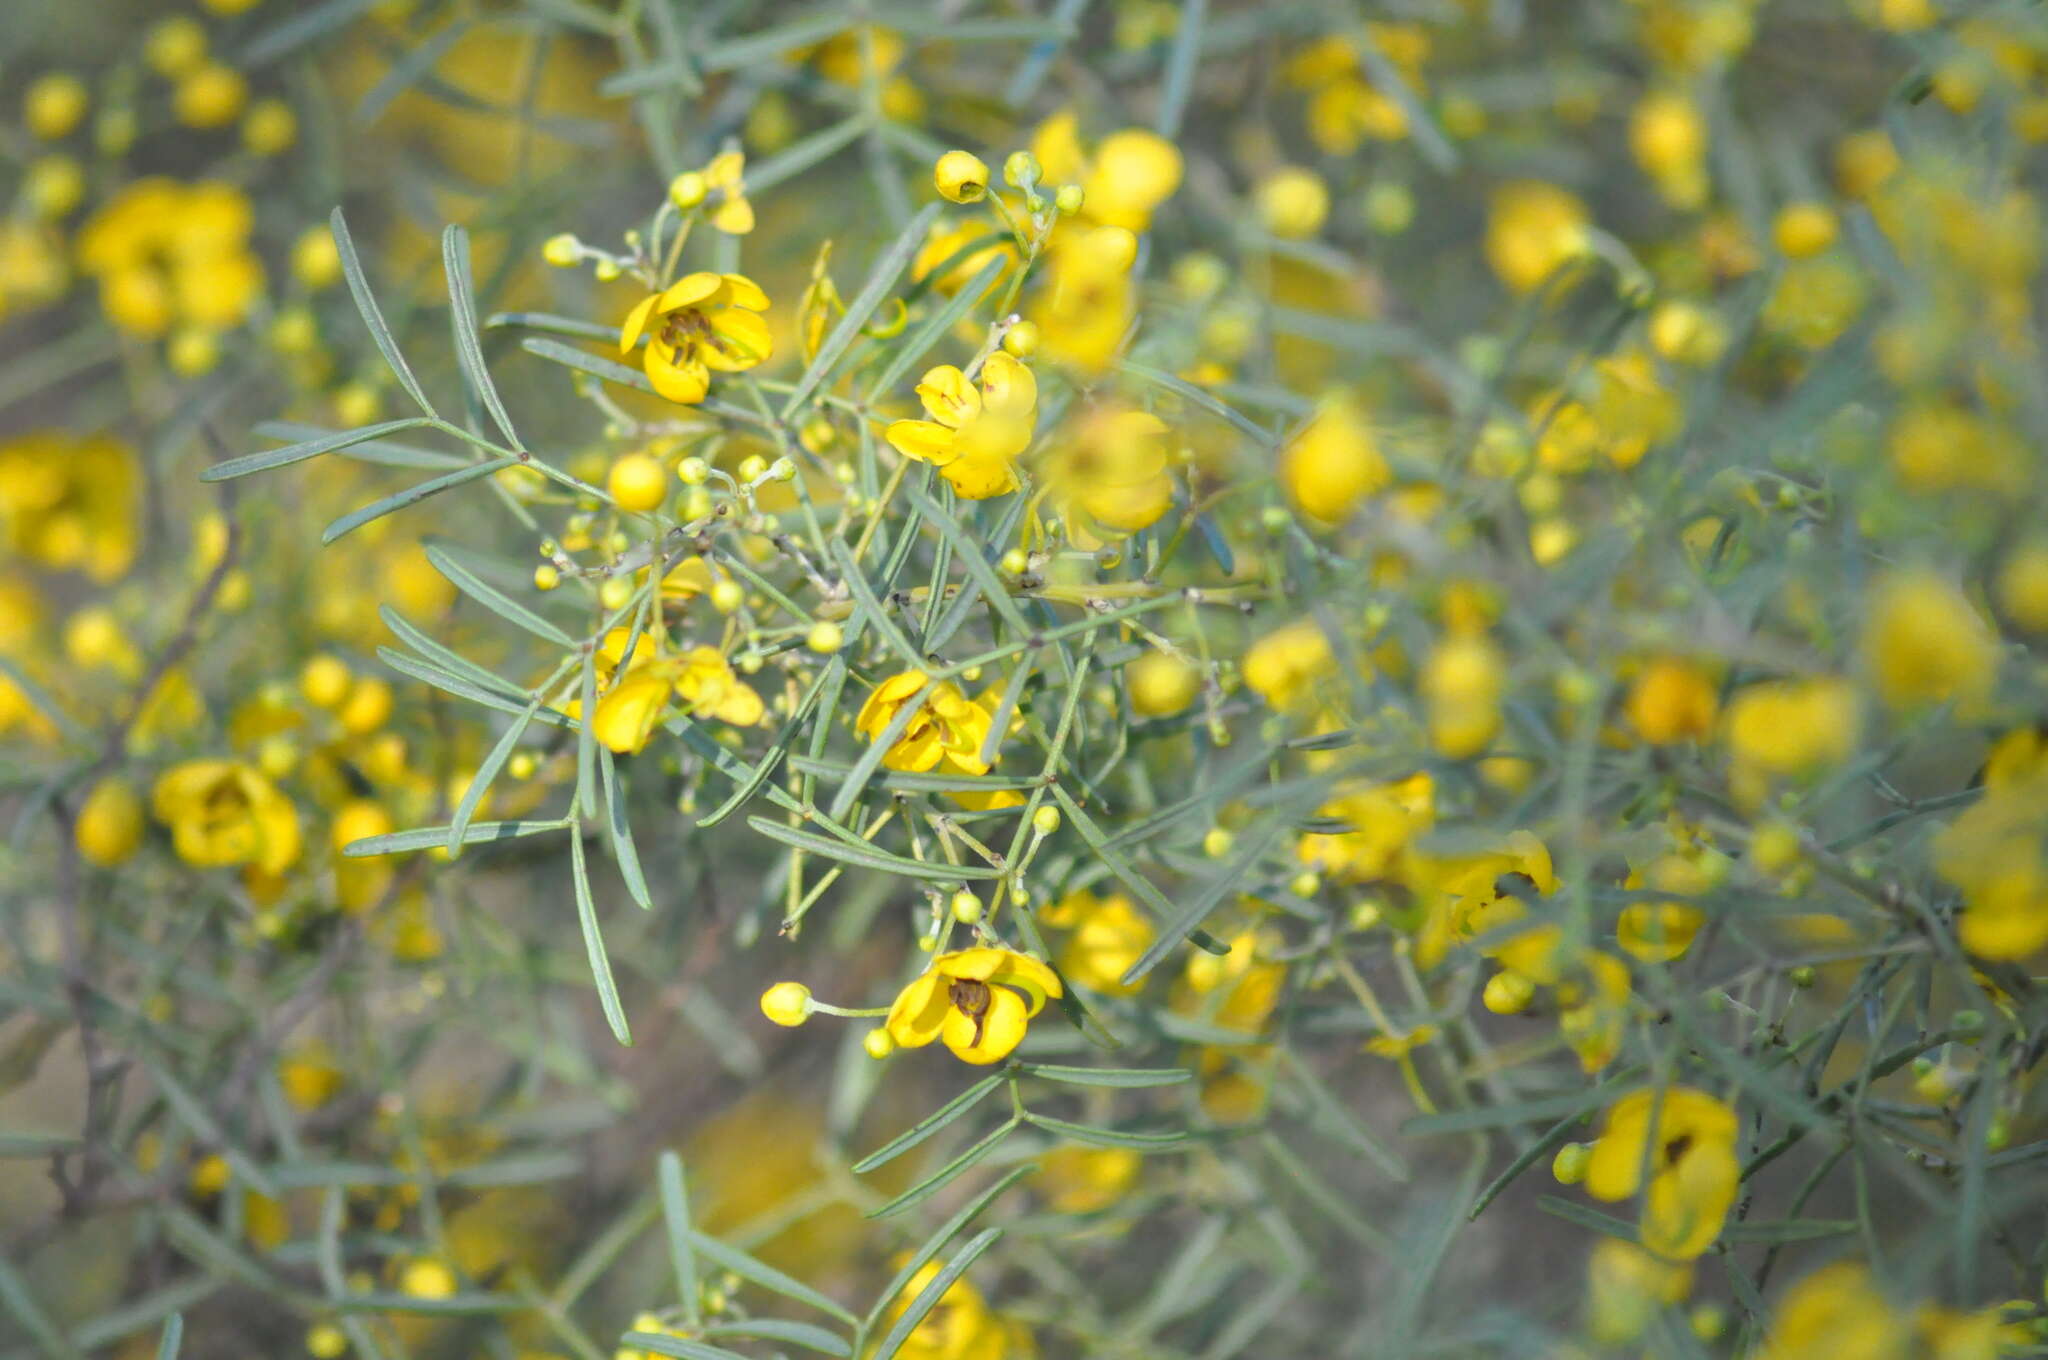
[948,977,993,1047]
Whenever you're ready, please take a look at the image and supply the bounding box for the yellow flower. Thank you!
[1616,854,1711,963]
[1045,889,1155,995]
[1178,931,1286,1038]
[1043,405,1174,543]
[1862,569,1999,713]
[879,1256,1034,1360]
[885,948,1063,1064]
[1486,181,1590,293]
[591,638,764,753]
[1035,1145,1141,1214]
[75,778,146,867]
[619,272,772,405]
[1585,1239,1693,1346]
[854,670,1000,774]
[76,179,263,338]
[1300,774,1436,885]
[1724,677,1859,780]
[1035,224,1140,371]
[1243,618,1336,713]
[1754,1263,1904,1360]
[1256,166,1331,239]
[885,353,1037,499]
[1412,828,1555,972]
[1935,728,2048,960]
[151,759,301,876]
[700,150,753,234]
[1624,657,1718,744]
[1422,634,1504,759]
[1031,113,1183,234]
[1557,950,1634,1072]
[1584,1086,1739,1260]
[0,430,139,582]
[1282,394,1391,524]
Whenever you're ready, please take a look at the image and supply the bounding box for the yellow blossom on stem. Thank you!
[1043,404,1175,543]
[592,639,764,753]
[619,272,772,405]
[151,759,301,876]
[885,353,1037,499]
[854,670,1001,774]
[884,948,1062,1064]
[1282,394,1391,524]
[1585,1086,1740,1260]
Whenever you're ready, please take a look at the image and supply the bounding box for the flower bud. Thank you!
[1552,1142,1592,1185]
[1054,183,1085,216]
[863,1028,896,1058]
[710,580,745,614]
[542,233,581,267]
[806,621,843,654]
[1001,320,1040,357]
[75,779,145,867]
[533,564,560,591]
[934,150,991,203]
[599,577,633,612]
[950,891,983,923]
[759,981,812,1026]
[669,171,708,209]
[1032,806,1062,836]
[608,453,668,512]
[1002,150,1040,189]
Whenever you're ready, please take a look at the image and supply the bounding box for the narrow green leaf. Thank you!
[323,456,516,544]
[1020,1064,1190,1089]
[828,538,924,668]
[330,207,438,417]
[869,1124,1016,1219]
[354,18,471,126]
[571,831,633,1046]
[154,1314,184,1360]
[1153,0,1205,137]
[484,311,618,342]
[864,1165,1034,1332]
[745,117,868,197]
[853,1073,1004,1173]
[702,1320,849,1357]
[426,543,577,646]
[697,13,851,71]
[900,480,1033,643]
[242,0,377,65]
[449,698,541,854]
[443,225,521,448]
[253,420,465,469]
[1023,1113,1188,1150]
[376,647,572,727]
[1720,1218,1858,1244]
[747,817,999,882]
[345,819,568,858]
[575,647,598,821]
[869,1230,1002,1360]
[334,1291,527,1316]
[1536,1195,1640,1242]
[0,1254,85,1360]
[1047,784,1229,969]
[783,202,941,419]
[1117,360,1271,445]
[620,1335,747,1360]
[201,417,436,481]
[657,1152,700,1325]
[0,655,85,743]
[600,747,652,909]
[138,1057,279,1198]
[863,256,1004,402]
[686,1230,859,1327]
[523,336,654,393]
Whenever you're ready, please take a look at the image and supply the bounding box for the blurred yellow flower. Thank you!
[151,759,301,876]
[0,430,140,581]
[1282,394,1390,524]
[1486,181,1590,292]
[855,670,1000,775]
[1585,1086,1739,1260]
[1043,404,1174,543]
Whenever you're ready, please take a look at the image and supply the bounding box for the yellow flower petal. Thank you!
[886,419,960,466]
[885,972,950,1047]
[619,293,660,354]
[916,365,980,427]
[712,197,755,235]
[942,983,1030,1063]
[720,273,769,311]
[658,271,726,312]
[978,352,1036,422]
[701,305,773,372]
[593,668,677,753]
[645,343,711,404]
[938,449,1020,501]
